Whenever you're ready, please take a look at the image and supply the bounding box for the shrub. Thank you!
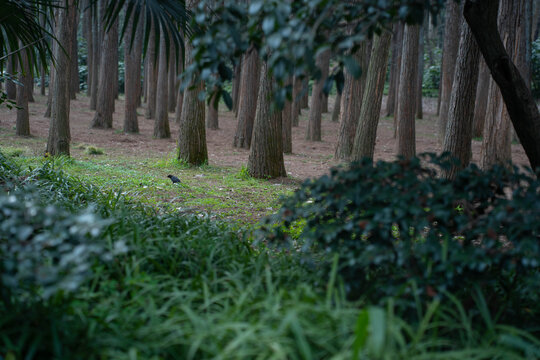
[259,154,540,327]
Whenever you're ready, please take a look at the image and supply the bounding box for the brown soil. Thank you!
[0,93,529,180]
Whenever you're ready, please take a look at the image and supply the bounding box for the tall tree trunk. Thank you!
[145,22,158,119]
[70,6,79,99]
[16,46,30,136]
[44,58,55,117]
[247,61,286,178]
[331,92,341,123]
[89,0,100,110]
[154,27,171,138]
[39,10,47,96]
[47,1,76,156]
[416,21,425,119]
[6,55,16,100]
[334,41,371,160]
[437,0,462,143]
[178,0,208,166]
[91,14,118,128]
[174,59,184,124]
[206,91,219,129]
[24,52,35,103]
[233,48,260,148]
[123,9,143,134]
[386,22,403,117]
[232,59,242,116]
[282,77,293,154]
[306,49,330,141]
[168,45,177,113]
[291,75,303,126]
[301,78,309,109]
[442,18,481,179]
[396,24,421,159]
[351,31,393,161]
[472,59,489,137]
[82,0,93,95]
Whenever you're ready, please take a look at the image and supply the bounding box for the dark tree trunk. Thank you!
[351,31,392,161]
[233,48,260,148]
[89,0,101,110]
[168,45,177,113]
[396,24,420,159]
[47,1,76,156]
[232,59,242,116]
[331,92,341,123]
[70,6,79,99]
[91,14,118,129]
[306,49,330,141]
[154,27,171,138]
[465,0,540,170]
[416,21,425,119]
[82,0,92,95]
[123,9,143,134]
[247,61,286,178]
[472,59,489,137]
[437,0,462,143]
[206,90,219,129]
[282,77,293,154]
[386,22,403,117]
[145,22,158,119]
[442,18,481,179]
[16,46,31,136]
[6,55,17,100]
[291,75,303,126]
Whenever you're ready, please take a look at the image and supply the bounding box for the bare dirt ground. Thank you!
[0,92,529,181]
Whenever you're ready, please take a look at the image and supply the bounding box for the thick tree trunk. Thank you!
[47,1,76,156]
[306,49,330,141]
[154,28,171,138]
[16,46,31,136]
[233,48,260,148]
[472,59,489,137]
[466,0,540,169]
[282,77,293,154]
[177,0,208,166]
[331,92,341,123]
[247,61,286,178]
[437,0,462,143]
[145,22,158,119]
[123,10,143,134]
[334,41,371,160]
[350,31,392,161]
[206,91,219,129]
[442,19,481,179]
[386,22,403,117]
[91,15,118,129]
[396,24,420,159]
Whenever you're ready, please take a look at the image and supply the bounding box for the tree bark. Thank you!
[123,9,143,134]
[232,59,242,116]
[91,13,118,129]
[145,21,158,119]
[206,91,219,129]
[416,21,425,120]
[472,58,489,137]
[247,61,286,178]
[89,0,101,110]
[437,0,462,143]
[386,22,403,117]
[82,0,93,95]
[16,46,31,136]
[331,92,341,123]
[154,27,171,138]
[396,24,421,159]
[282,77,293,154]
[70,6,79,99]
[291,75,303,126]
[168,48,177,113]
[6,55,16,100]
[233,48,260,148]
[306,49,330,141]
[442,18,481,179]
[47,1,76,156]
[350,31,392,161]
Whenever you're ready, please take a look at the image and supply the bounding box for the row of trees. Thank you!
[2,0,539,179]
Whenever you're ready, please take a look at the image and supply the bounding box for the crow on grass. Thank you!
[167,175,181,184]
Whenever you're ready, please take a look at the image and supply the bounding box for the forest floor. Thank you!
[0,93,530,222]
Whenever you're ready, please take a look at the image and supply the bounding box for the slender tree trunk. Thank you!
[472,59,489,137]
[301,78,309,109]
[442,18,481,179]
[416,21,425,119]
[47,1,76,156]
[91,14,118,128]
[70,6,79,99]
[282,77,293,154]
[16,46,30,136]
[6,55,16,100]
[306,49,330,141]
[44,59,55,117]
[83,0,93,95]
[247,61,286,178]
[123,9,143,134]
[331,92,341,123]
[174,58,184,124]
[232,59,242,116]
[334,41,371,159]
[154,26,171,138]
[40,11,47,96]
[437,0,462,143]
[89,0,100,110]
[396,24,421,159]
[178,0,208,166]
[233,48,260,148]
[206,91,219,129]
[168,46,177,113]
[386,22,403,117]
[351,31,392,160]
[292,75,303,126]
[145,22,158,119]
[24,51,35,103]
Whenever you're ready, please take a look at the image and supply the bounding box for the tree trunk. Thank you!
[174,58,184,124]
[476,0,528,168]
[123,9,143,134]
[16,46,31,136]
[177,0,208,166]
[6,55,16,100]
[233,48,260,148]
[472,58,489,137]
[306,49,330,141]
[292,75,303,126]
[416,21,425,120]
[301,78,309,109]
[282,77,293,154]
[350,31,392,160]
[331,92,341,123]
[386,22,403,117]
[154,28,171,138]
[437,0,462,143]
[89,0,101,110]
[145,22,158,119]
[396,24,421,159]
[206,91,219,129]
[168,46,177,113]
[91,14,118,129]
[82,0,93,95]
[47,1,76,156]
[334,41,371,160]
[70,6,79,99]
[232,59,242,116]
[442,18,481,179]
[247,61,286,178]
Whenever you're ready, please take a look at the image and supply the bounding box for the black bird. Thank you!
[167,174,181,184]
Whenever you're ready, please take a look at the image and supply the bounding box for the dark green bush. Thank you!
[260,154,540,327]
